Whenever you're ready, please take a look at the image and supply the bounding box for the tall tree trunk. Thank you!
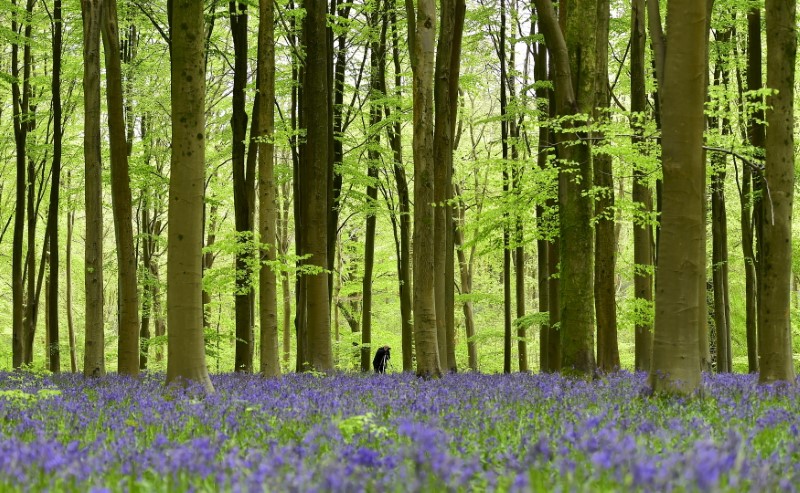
[547,239,561,371]
[385,6,414,372]
[278,180,292,367]
[500,0,512,374]
[534,18,551,373]
[229,0,255,373]
[593,0,618,372]
[710,30,733,374]
[140,205,152,370]
[433,0,464,373]
[47,0,63,373]
[257,0,280,377]
[66,208,77,372]
[743,6,763,374]
[407,0,441,378]
[166,0,214,392]
[758,0,796,384]
[102,0,139,376]
[327,0,350,309]
[649,0,708,395]
[535,0,597,376]
[453,184,477,370]
[630,0,652,372]
[711,153,731,372]
[82,0,106,377]
[300,0,332,371]
[24,130,38,366]
[361,7,387,372]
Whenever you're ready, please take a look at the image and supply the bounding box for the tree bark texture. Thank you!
[166,0,214,392]
[593,0,618,372]
[258,0,280,376]
[759,0,796,384]
[535,0,597,375]
[81,0,106,377]
[229,0,255,373]
[408,0,441,378]
[743,6,763,374]
[102,0,140,376]
[630,0,652,372]
[649,0,707,395]
[301,0,333,371]
[47,0,63,373]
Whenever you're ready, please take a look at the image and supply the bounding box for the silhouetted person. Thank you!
[373,345,391,373]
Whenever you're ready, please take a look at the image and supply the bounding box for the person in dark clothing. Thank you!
[373,345,391,373]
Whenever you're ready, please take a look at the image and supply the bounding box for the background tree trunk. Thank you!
[82,0,106,377]
[102,0,139,376]
[47,0,64,373]
[630,0,652,373]
[301,0,333,371]
[758,0,796,384]
[229,0,255,373]
[743,6,763,374]
[534,0,597,375]
[258,0,280,376]
[593,0,618,372]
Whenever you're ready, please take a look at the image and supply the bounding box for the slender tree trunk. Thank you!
[301,0,333,371]
[257,0,280,377]
[630,0,652,372]
[140,204,152,370]
[102,0,139,376]
[202,205,218,330]
[759,0,796,384]
[649,0,708,395]
[166,0,214,392]
[593,0,618,372]
[66,208,77,372]
[499,0,512,374]
[11,0,35,368]
[327,0,350,309]
[278,180,292,367]
[24,135,37,366]
[433,0,464,372]
[711,153,731,372]
[534,19,551,373]
[229,0,255,373]
[386,7,414,372]
[361,8,386,372]
[453,186,477,370]
[46,0,63,373]
[82,0,106,377]
[743,6,763,374]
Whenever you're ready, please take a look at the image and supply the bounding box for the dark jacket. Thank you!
[373,347,390,373]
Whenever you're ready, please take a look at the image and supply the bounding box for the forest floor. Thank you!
[0,370,797,491]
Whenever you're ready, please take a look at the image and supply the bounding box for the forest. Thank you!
[0,0,795,387]
[0,0,799,490]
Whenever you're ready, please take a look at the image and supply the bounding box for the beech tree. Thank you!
[166,0,214,391]
[758,0,796,384]
[407,0,441,378]
[82,0,106,377]
[102,0,140,376]
[258,0,280,377]
[649,0,708,395]
[630,0,652,373]
[534,0,597,376]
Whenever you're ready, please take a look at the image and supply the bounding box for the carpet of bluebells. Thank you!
[1,371,799,492]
